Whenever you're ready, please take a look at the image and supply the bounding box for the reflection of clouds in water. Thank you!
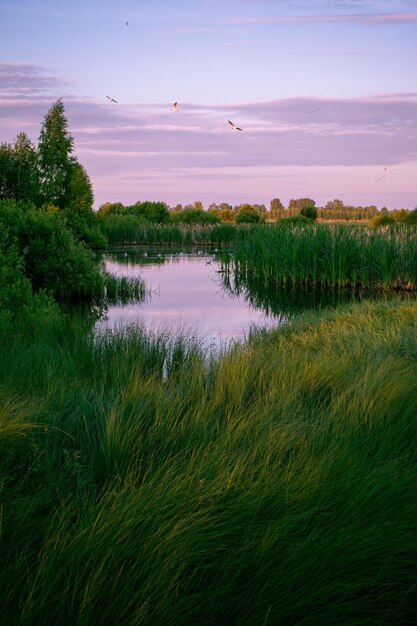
[97,250,281,346]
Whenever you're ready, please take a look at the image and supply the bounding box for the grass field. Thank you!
[1,299,417,624]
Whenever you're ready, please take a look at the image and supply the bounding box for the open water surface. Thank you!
[96,248,281,348]
[96,247,413,348]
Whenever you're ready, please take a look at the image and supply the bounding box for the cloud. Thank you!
[309,48,374,55]
[1,63,416,208]
[0,62,69,95]
[226,12,417,24]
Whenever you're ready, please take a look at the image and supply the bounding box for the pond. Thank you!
[96,247,412,347]
[96,248,281,348]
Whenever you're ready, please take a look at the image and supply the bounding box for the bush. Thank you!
[0,231,58,322]
[0,200,104,302]
[368,214,395,228]
[278,214,314,226]
[300,205,318,220]
[236,210,261,224]
[401,208,417,225]
[169,208,221,225]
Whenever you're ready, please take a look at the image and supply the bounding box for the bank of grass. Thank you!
[231,222,417,290]
[1,299,417,624]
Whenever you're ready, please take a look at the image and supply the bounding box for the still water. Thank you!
[96,248,281,347]
[96,247,411,347]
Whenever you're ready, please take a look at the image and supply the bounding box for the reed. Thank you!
[230,223,417,291]
[102,273,147,304]
[103,217,238,246]
[1,299,417,624]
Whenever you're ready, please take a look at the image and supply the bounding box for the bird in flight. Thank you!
[307,108,320,114]
[106,96,118,103]
[125,22,129,26]
[228,120,243,131]
[171,102,178,111]
[374,166,387,183]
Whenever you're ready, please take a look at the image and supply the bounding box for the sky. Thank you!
[1,0,417,210]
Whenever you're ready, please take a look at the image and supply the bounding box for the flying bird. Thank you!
[228,120,243,131]
[307,108,320,114]
[106,96,118,103]
[125,22,129,26]
[171,102,178,111]
[374,166,387,183]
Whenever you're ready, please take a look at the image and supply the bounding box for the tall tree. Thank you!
[38,99,74,208]
[0,142,15,200]
[0,134,39,203]
[288,198,316,210]
[66,162,94,213]
[14,133,39,203]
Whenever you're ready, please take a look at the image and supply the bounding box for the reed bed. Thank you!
[1,300,417,624]
[102,273,147,304]
[231,223,417,291]
[103,218,237,246]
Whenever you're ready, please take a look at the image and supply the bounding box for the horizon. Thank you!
[1,0,417,210]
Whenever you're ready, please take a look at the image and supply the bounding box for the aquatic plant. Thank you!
[231,223,417,291]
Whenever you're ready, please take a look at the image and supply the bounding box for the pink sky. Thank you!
[1,1,417,209]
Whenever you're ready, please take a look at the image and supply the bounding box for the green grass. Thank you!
[103,218,238,246]
[1,300,417,624]
[230,223,417,291]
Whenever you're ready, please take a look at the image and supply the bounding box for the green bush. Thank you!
[300,205,318,220]
[401,208,417,225]
[169,208,221,224]
[278,214,314,226]
[236,210,261,224]
[0,200,104,302]
[368,214,395,228]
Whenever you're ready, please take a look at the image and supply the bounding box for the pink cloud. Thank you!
[1,63,417,209]
[226,12,417,25]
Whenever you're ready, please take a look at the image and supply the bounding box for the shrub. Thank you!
[278,214,314,226]
[0,200,104,302]
[401,208,417,225]
[300,205,318,220]
[368,214,395,228]
[169,209,221,225]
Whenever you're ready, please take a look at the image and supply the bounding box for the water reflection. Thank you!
[225,262,417,317]
[96,248,279,348]
[96,247,416,346]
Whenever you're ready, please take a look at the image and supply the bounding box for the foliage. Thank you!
[288,197,316,210]
[401,208,417,225]
[0,133,39,203]
[1,300,417,623]
[169,208,221,224]
[37,99,75,208]
[368,214,396,228]
[278,214,314,226]
[300,205,318,220]
[235,204,262,224]
[0,200,104,302]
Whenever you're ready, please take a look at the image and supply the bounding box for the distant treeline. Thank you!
[98,197,417,225]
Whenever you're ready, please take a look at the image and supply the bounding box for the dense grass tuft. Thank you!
[1,301,417,624]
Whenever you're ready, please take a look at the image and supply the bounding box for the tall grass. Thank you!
[1,300,417,624]
[230,223,417,291]
[103,218,237,246]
